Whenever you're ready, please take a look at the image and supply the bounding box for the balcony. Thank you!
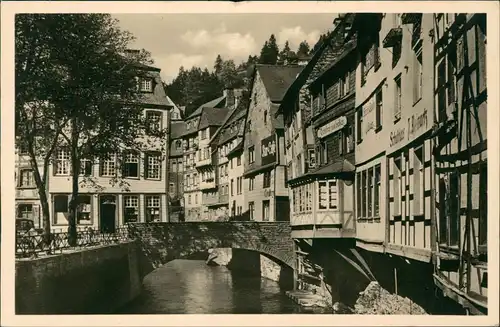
[200,179,216,190]
[196,157,212,168]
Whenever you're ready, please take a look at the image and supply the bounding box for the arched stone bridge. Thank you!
[127,222,295,277]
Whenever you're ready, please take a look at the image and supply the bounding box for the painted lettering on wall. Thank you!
[408,109,428,138]
[390,128,405,147]
[317,116,347,139]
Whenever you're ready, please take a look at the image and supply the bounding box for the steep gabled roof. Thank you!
[140,70,171,107]
[187,95,226,119]
[170,120,187,139]
[198,107,231,130]
[255,65,304,103]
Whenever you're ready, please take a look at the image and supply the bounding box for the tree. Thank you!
[278,40,291,64]
[15,14,163,246]
[259,35,280,65]
[214,54,223,76]
[297,41,311,57]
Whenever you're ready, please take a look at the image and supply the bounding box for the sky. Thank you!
[113,14,337,83]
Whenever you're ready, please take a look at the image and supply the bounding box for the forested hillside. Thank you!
[165,33,327,117]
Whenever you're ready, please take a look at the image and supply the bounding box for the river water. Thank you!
[119,259,328,314]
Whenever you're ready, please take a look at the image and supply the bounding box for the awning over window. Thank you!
[288,159,355,186]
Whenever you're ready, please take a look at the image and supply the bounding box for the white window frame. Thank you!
[146,152,161,180]
[55,148,71,176]
[100,154,117,177]
[80,159,93,177]
[248,146,255,163]
[123,195,139,223]
[141,78,153,92]
[145,195,161,222]
[123,151,140,178]
[146,111,162,133]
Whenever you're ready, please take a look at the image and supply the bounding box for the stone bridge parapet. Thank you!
[128,222,295,277]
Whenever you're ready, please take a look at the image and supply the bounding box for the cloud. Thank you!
[155,53,208,82]
[277,26,321,49]
[180,24,258,60]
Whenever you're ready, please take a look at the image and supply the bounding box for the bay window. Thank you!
[318,181,328,210]
[329,180,338,210]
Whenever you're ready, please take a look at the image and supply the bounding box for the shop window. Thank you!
[53,194,69,224]
[76,195,92,225]
[123,195,139,223]
[145,195,161,222]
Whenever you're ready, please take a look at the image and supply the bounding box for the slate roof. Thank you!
[198,107,231,130]
[139,70,171,107]
[256,65,304,103]
[187,95,226,119]
[170,120,187,139]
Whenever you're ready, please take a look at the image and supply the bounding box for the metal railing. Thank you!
[16,227,132,259]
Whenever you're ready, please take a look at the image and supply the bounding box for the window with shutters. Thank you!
[145,152,161,180]
[124,195,139,223]
[145,195,161,222]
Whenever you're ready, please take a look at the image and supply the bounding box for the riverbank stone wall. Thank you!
[16,241,142,314]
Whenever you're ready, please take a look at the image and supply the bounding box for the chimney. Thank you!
[224,88,235,108]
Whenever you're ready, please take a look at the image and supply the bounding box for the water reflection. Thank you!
[119,260,327,314]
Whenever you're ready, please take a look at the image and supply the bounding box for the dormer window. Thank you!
[140,78,153,92]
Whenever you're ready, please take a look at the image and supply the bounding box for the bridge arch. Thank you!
[127,222,296,278]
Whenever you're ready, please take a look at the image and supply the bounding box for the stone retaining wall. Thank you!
[15,241,142,314]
